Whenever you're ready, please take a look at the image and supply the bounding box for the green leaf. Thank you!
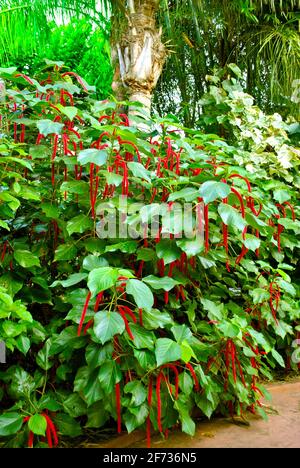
[180,341,196,363]
[74,367,103,407]
[226,63,241,77]
[50,273,87,288]
[28,414,47,436]
[248,329,271,352]
[83,255,109,271]
[54,243,77,261]
[36,119,64,137]
[142,309,174,330]
[54,81,80,94]
[133,349,156,370]
[88,267,119,297]
[179,372,194,394]
[156,239,181,265]
[174,399,196,436]
[123,404,148,433]
[277,218,300,232]
[56,105,78,121]
[66,214,93,236]
[273,190,291,204]
[246,212,267,230]
[15,335,30,355]
[129,323,155,350]
[0,220,9,230]
[102,171,123,186]
[63,394,87,418]
[137,248,156,262]
[78,149,108,166]
[0,192,20,211]
[124,381,147,406]
[14,304,33,322]
[271,349,285,368]
[52,414,82,437]
[39,395,62,412]
[250,288,270,304]
[86,402,109,428]
[0,156,32,170]
[276,279,296,296]
[218,203,247,231]
[60,181,89,195]
[128,162,151,182]
[98,361,122,394]
[143,275,179,291]
[0,67,17,75]
[41,203,60,219]
[0,413,23,436]
[93,311,125,344]
[126,279,154,311]
[199,181,230,204]
[168,187,199,202]
[18,185,40,201]
[85,343,114,370]
[29,145,51,160]
[217,321,240,338]
[201,298,224,321]
[195,394,214,418]
[9,368,36,398]
[243,234,261,251]
[50,326,86,353]
[36,341,53,371]
[199,256,216,269]
[176,237,204,257]
[171,324,193,344]
[2,321,24,337]
[105,241,137,254]
[155,338,182,366]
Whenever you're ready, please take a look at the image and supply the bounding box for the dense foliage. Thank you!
[0,64,299,448]
[1,19,112,100]
[155,0,300,123]
[1,1,299,123]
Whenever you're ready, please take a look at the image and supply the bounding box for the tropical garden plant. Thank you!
[0,62,299,448]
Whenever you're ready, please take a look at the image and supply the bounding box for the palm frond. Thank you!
[0,0,112,62]
[250,0,300,13]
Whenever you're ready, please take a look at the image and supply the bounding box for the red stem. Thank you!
[156,373,163,432]
[28,431,34,448]
[160,364,179,399]
[235,245,249,265]
[139,308,143,326]
[78,292,92,336]
[115,383,122,434]
[1,241,8,262]
[118,310,134,340]
[229,174,251,192]
[185,363,200,391]
[94,292,104,312]
[61,72,89,92]
[230,341,237,383]
[231,187,245,218]
[146,378,153,448]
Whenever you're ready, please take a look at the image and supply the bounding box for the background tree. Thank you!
[0,0,299,122]
[155,0,300,124]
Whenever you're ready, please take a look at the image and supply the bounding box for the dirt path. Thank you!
[98,379,300,449]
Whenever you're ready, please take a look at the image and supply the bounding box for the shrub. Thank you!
[0,64,299,448]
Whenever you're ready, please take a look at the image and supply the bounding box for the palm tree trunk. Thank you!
[111,0,166,119]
